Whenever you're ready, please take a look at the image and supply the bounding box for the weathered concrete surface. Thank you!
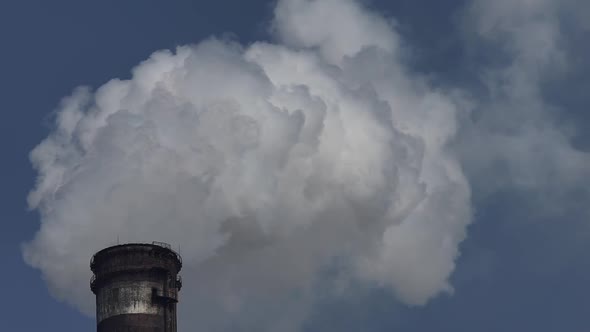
[91,243,182,332]
[98,313,164,332]
[96,281,162,322]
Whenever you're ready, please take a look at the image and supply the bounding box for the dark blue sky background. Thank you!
[1,0,589,331]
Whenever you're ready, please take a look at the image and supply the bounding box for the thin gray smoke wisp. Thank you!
[457,0,590,207]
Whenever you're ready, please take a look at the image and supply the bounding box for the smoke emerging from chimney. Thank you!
[24,0,472,330]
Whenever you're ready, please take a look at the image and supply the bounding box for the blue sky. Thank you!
[1,0,589,331]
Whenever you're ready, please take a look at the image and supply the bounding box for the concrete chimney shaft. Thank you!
[90,243,182,332]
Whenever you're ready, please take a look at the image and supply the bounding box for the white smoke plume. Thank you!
[25,0,474,330]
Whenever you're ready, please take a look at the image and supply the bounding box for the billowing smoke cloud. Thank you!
[30,0,590,329]
[24,0,471,330]
[25,0,590,329]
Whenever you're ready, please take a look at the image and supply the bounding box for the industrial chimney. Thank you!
[90,242,182,332]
